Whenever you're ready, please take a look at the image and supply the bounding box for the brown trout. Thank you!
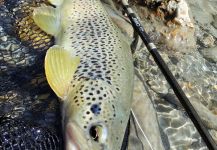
[33,0,134,149]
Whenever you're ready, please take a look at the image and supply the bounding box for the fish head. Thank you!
[62,79,129,150]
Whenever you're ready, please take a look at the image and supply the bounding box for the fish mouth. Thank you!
[65,123,88,150]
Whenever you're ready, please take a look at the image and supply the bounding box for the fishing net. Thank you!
[0,0,63,149]
[0,117,62,150]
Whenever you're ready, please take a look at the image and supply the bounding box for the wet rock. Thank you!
[114,1,196,54]
[190,100,217,130]
[159,26,196,53]
[209,99,217,115]
[167,0,177,15]
[131,2,196,53]
[202,34,215,48]
[209,130,217,143]
[188,1,213,25]
[174,0,194,27]
[138,0,194,27]
[201,46,217,63]
[188,0,217,38]
[213,15,217,29]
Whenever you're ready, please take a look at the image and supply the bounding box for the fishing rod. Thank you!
[121,0,217,150]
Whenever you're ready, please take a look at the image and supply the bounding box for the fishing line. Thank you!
[131,109,154,150]
[130,111,145,150]
[121,0,217,150]
[135,69,158,112]
[134,68,163,149]
[121,71,157,150]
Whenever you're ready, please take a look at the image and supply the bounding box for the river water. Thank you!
[128,0,217,149]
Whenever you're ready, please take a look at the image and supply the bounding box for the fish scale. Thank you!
[59,0,132,96]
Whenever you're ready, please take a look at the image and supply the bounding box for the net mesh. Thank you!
[0,117,62,150]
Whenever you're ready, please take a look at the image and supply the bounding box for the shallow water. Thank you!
[128,0,217,149]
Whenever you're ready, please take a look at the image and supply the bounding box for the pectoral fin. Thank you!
[33,5,60,36]
[45,45,80,99]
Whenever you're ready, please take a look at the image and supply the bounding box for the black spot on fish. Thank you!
[90,104,101,115]
[116,88,120,91]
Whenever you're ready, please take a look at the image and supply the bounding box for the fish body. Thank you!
[33,0,134,149]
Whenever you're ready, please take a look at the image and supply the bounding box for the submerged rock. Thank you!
[114,0,217,149]
[174,0,194,27]
[130,76,166,150]
[201,47,217,63]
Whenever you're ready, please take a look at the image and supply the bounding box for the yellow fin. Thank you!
[48,0,63,6]
[45,45,80,99]
[33,5,60,36]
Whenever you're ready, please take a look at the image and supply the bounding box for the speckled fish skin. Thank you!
[53,0,134,149]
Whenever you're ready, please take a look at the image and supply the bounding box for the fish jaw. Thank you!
[65,123,86,150]
[65,122,110,150]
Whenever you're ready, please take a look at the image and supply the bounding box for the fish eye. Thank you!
[89,125,107,142]
[89,125,100,141]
